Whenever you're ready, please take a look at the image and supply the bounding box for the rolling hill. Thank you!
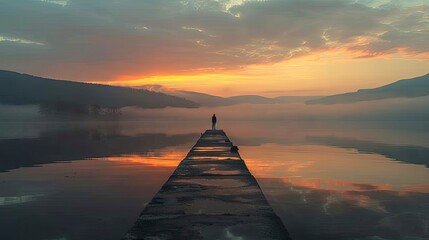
[0,70,198,109]
[307,73,429,105]
[168,90,320,107]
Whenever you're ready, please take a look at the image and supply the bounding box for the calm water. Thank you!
[0,120,428,240]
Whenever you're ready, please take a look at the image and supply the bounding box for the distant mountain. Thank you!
[307,73,429,105]
[273,96,321,103]
[167,90,320,107]
[169,91,233,107]
[227,95,276,104]
[0,70,198,109]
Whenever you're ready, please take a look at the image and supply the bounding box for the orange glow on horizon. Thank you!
[103,73,258,90]
[92,49,429,97]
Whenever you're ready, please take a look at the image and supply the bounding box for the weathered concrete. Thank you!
[124,130,291,240]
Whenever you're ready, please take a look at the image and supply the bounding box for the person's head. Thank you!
[213,114,216,116]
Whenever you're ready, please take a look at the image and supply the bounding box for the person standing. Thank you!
[211,114,217,130]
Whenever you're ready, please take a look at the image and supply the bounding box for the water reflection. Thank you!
[0,194,44,206]
[103,151,185,167]
[0,121,428,240]
[241,144,428,192]
[0,123,195,240]
[308,136,429,167]
[0,152,190,240]
[0,126,198,172]
[258,178,429,240]
[235,124,429,240]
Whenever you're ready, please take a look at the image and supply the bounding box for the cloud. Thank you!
[0,0,427,81]
[0,36,44,45]
[38,0,68,7]
[138,84,173,92]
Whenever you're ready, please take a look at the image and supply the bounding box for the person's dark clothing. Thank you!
[212,114,217,130]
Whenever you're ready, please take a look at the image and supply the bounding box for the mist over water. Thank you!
[0,118,428,240]
[123,96,429,121]
[2,95,429,122]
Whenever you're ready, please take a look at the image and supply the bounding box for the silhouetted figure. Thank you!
[212,114,217,130]
[231,146,239,153]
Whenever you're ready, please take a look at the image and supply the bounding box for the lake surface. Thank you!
[0,120,428,240]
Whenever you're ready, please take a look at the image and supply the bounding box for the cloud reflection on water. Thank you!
[258,178,429,240]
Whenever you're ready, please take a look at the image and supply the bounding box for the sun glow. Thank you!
[97,49,429,97]
[101,73,261,96]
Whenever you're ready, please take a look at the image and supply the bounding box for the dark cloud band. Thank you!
[0,0,427,81]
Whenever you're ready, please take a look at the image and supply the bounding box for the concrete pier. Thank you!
[124,130,291,240]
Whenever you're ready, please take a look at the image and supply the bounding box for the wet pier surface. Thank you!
[124,130,291,240]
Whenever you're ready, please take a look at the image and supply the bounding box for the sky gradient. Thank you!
[0,0,428,96]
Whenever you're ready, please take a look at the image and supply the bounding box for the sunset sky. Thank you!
[0,0,428,96]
